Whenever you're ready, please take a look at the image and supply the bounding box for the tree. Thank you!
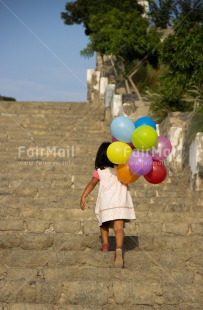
[61,0,160,99]
[148,0,203,29]
[148,0,175,28]
[149,0,203,121]
[174,0,203,25]
[82,7,159,61]
[0,95,16,101]
[61,0,203,120]
[61,0,144,35]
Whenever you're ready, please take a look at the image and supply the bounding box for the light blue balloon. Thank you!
[134,116,156,130]
[110,116,135,143]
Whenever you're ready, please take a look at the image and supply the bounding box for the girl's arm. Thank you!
[80,177,99,210]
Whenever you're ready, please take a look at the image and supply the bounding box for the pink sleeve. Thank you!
[93,170,100,180]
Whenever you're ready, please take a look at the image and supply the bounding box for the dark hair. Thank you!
[95,142,114,170]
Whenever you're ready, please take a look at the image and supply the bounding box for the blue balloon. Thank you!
[134,116,156,130]
[110,116,135,143]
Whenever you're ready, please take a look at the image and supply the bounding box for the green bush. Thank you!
[187,87,203,142]
[0,95,16,101]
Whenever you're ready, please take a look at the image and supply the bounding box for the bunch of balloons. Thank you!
[107,116,172,185]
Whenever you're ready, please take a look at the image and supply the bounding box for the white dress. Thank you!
[95,167,136,226]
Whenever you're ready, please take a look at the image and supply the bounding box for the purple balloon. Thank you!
[151,136,172,160]
[128,150,153,176]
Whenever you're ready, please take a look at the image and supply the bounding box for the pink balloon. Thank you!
[112,136,134,149]
[151,136,172,160]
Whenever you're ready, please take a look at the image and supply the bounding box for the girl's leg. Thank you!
[113,220,125,268]
[113,220,124,249]
[100,222,110,251]
[100,223,109,245]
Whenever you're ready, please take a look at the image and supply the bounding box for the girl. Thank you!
[80,142,136,268]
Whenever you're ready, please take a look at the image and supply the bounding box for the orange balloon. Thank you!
[117,163,140,184]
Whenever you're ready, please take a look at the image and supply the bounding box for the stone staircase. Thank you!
[0,101,202,310]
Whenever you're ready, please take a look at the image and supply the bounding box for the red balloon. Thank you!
[144,159,167,184]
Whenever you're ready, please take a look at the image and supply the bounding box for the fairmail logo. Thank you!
[18,145,75,158]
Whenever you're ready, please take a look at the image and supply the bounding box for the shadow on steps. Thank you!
[100,236,139,251]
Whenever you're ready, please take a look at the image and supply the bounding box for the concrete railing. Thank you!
[189,132,203,191]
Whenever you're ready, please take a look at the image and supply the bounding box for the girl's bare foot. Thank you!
[114,248,124,268]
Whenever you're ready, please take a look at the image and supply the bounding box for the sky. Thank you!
[0,0,96,102]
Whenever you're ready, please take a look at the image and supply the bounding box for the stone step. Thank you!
[0,162,95,171]
[0,151,102,160]
[0,232,202,252]
[0,118,107,128]
[1,278,200,306]
[8,188,196,207]
[1,248,202,270]
[2,197,202,213]
[4,140,110,147]
[3,265,196,286]
[0,182,199,202]
[0,304,201,310]
[0,112,98,119]
[3,132,109,142]
[1,206,202,223]
[0,101,90,112]
[0,159,187,178]
[0,215,202,237]
[0,170,190,188]
[0,160,96,168]
[0,304,102,310]
[1,124,107,134]
[2,183,193,201]
[0,149,103,159]
[0,114,103,122]
[1,175,191,191]
[3,142,109,151]
[0,192,199,212]
[0,266,198,301]
[0,180,198,203]
[2,183,193,202]
[1,260,199,285]
[1,202,202,223]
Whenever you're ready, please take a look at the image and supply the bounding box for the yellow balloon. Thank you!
[107,142,132,165]
[132,125,158,151]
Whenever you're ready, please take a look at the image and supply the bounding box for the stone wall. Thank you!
[87,53,149,120]
[159,112,203,191]
[158,112,191,171]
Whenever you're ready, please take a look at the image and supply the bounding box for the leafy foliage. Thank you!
[61,0,144,35]
[174,0,203,25]
[148,0,175,28]
[85,8,159,64]
[149,0,203,121]
[133,63,166,93]
[62,0,203,123]
[0,95,16,101]
[61,0,160,63]
[187,86,203,142]
[149,0,203,28]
